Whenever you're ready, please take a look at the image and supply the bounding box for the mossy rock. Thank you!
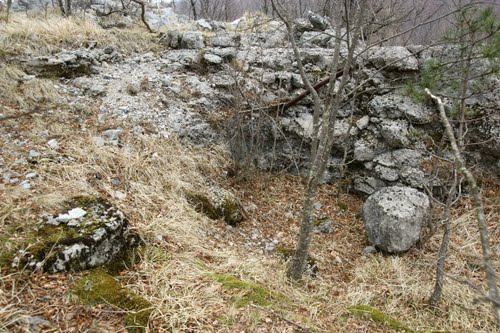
[348,305,415,333]
[211,273,285,308]
[12,196,130,273]
[73,269,153,332]
[276,247,319,277]
[186,187,244,226]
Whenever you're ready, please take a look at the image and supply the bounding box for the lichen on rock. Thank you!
[12,196,129,273]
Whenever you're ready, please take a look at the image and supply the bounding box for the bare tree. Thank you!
[271,0,368,281]
[426,88,500,325]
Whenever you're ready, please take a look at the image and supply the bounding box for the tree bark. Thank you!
[430,172,457,307]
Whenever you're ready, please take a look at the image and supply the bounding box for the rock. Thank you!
[187,186,245,226]
[24,50,95,78]
[370,149,427,188]
[365,47,419,71]
[315,219,334,234]
[299,31,332,48]
[28,316,51,333]
[203,53,223,66]
[103,128,123,141]
[196,19,212,31]
[20,180,32,189]
[180,31,205,49]
[208,33,241,48]
[369,93,433,124]
[73,77,107,96]
[356,116,370,130]
[26,172,38,179]
[363,186,430,253]
[115,191,127,200]
[94,136,105,147]
[353,176,386,195]
[73,269,153,330]
[307,11,330,31]
[47,139,59,150]
[29,150,41,159]
[377,119,410,148]
[264,239,279,252]
[55,207,87,223]
[13,197,129,272]
[362,246,377,256]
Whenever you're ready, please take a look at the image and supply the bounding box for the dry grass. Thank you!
[0,13,156,58]
[1,102,499,331]
[0,12,499,333]
[0,63,61,116]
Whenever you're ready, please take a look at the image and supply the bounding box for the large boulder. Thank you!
[363,186,430,253]
[369,93,434,124]
[365,46,419,72]
[13,197,129,272]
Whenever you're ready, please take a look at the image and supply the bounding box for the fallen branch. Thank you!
[250,304,313,333]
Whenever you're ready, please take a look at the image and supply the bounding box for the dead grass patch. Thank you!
[0,91,499,332]
[0,13,156,58]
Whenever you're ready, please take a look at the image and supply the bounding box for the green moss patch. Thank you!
[73,269,153,332]
[348,305,415,333]
[211,273,285,308]
[186,192,244,226]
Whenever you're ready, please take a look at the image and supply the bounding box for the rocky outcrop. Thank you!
[13,197,129,272]
[21,47,121,78]
[33,12,496,194]
[363,186,430,253]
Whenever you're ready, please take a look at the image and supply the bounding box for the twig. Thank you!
[445,273,500,307]
[250,304,314,333]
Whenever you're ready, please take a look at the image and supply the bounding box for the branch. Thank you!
[250,305,314,333]
[130,0,153,33]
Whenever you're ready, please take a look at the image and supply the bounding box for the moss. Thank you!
[220,198,243,226]
[186,192,219,220]
[217,314,236,326]
[186,192,243,226]
[73,269,153,332]
[337,201,348,211]
[210,273,285,308]
[348,305,415,333]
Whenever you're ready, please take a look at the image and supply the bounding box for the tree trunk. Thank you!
[190,0,198,20]
[131,0,154,33]
[430,173,457,307]
[6,0,12,22]
[57,0,67,16]
[284,0,368,281]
